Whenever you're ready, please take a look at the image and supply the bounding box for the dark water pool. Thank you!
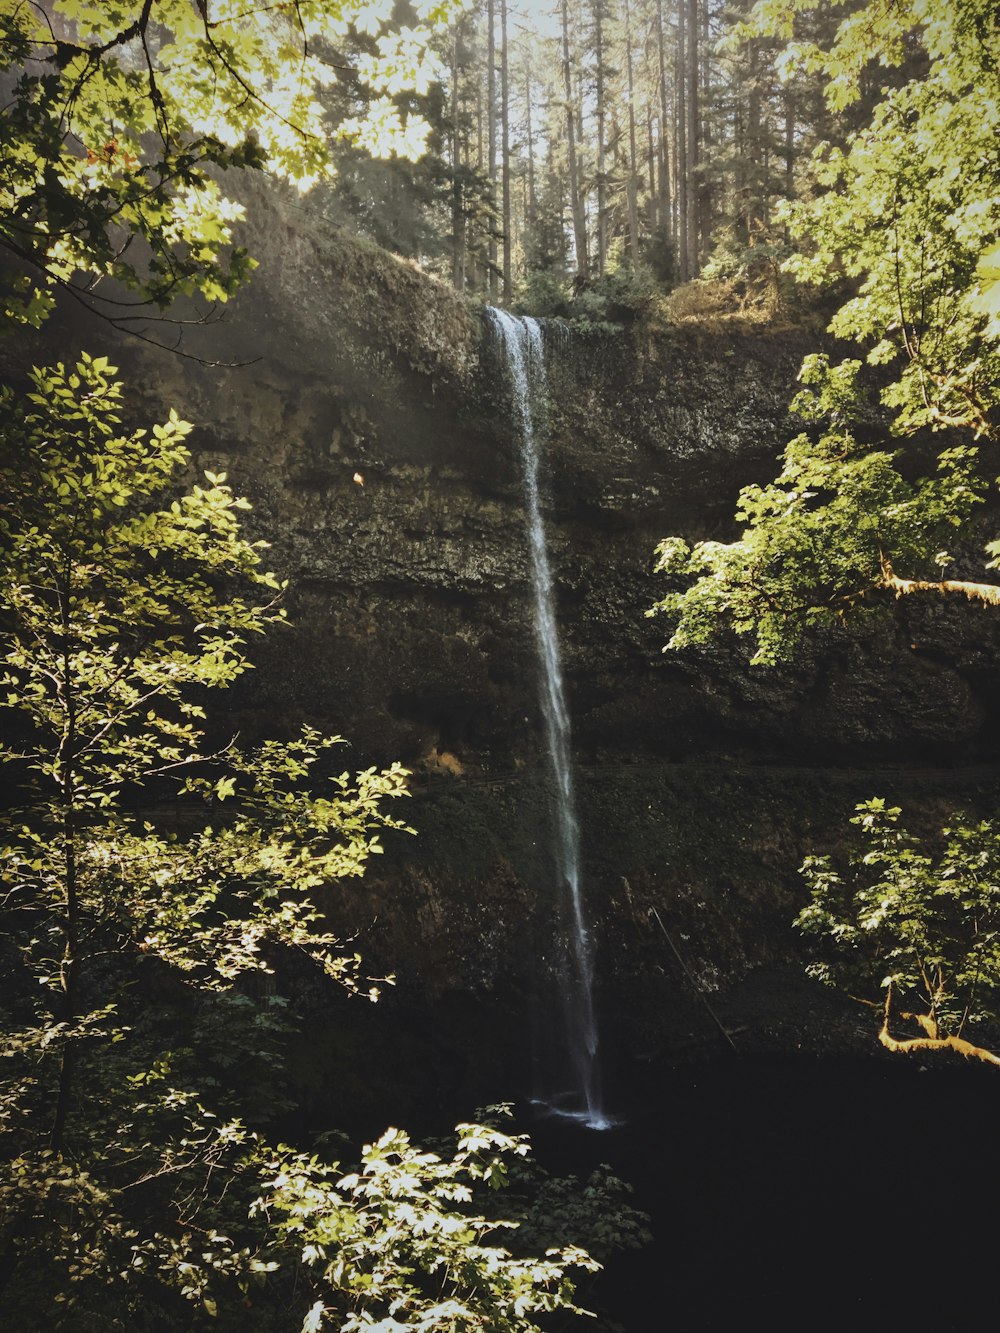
[525,1053,1000,1331]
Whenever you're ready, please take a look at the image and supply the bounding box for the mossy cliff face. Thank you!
[16,182,1000,1079]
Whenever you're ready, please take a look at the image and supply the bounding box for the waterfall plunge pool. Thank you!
[523,1049,1000,1330]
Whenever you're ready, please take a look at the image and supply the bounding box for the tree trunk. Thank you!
[747,38,761,243]
[698,0,711,259]
[624,0,641,265]
[500,0,512,303]
[525,60,536,258]
[561,0,588,280]
[685,0,699,278]
[676,0,689,279]
[647,104,657,233]
[450,26,466,291]
[487,0,498,301]
[594,0,608,276]
[51,606,80,1155]
[783,85,795,243]
[655,0,672,248]
[50,816,79,1153]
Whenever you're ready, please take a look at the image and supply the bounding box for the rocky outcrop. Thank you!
[13,178,1000,1093]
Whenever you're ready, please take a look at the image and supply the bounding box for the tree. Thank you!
[0,0,460,338]
[622,0,641,267]
[768,0,1000,439]
[443,9,494,291]
[561,0,589,281]
[651,353,987,666]
[798,800,1000,1066]
[0,356,406,1317]
[450,19,469,289]
[683,0,700,278]
[0,359,601,1326]
[593,0,611,275]
[487,0,499,300]
[654,0,673,258]
[0,7,617,1323]
[650,0,1000,1065]
[499,0,512,303]
[257,1121,599,1332]
[652,0,1000,655]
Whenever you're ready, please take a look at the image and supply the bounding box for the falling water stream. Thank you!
[487,308,612,1130]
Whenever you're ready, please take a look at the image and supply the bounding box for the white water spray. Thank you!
[487,308,611,1130]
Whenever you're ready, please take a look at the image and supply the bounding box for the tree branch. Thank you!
[878,986,1000,1066]
[880,557,1000,606]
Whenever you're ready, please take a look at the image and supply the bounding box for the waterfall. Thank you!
[487,308,611,1131]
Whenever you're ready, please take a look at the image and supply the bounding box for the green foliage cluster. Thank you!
[0,0,461,331]
[0,356,411,992]
[0,360,417,1325]
[309,24,497,277]
[652,355,986,664]
[0,364,612,1328]
[652,0,1000,1061]
[697,236,796,319]
[498,1160,650,1264]
[798,799,1000,1054]
[0,9,638,1326]
[653,0,1000,657]
[516,259,662,327]
[775,1,1000,438]
[258,1120,600,1332]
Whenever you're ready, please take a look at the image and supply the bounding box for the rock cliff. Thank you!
[13,178,1000,1105]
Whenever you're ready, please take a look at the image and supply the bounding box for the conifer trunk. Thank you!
[561,0,588,280]
[655,0,672,249]
[685,0,699,278]
[624,0,641,265]
[487,0,498,301]
[676,0,689,279]
[594,0,608,275]
[500,0,511,303]
[450,26,466,291]
[525,61,536,246]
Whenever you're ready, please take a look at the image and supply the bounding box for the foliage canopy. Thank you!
[0,0,460,332]
[652,0,1000,659]
[799,799,1000,1065]
[0,362,603,1328]
[258,1120,600,1333]
[651,0,1000,1067]
[0,1,635,1325]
